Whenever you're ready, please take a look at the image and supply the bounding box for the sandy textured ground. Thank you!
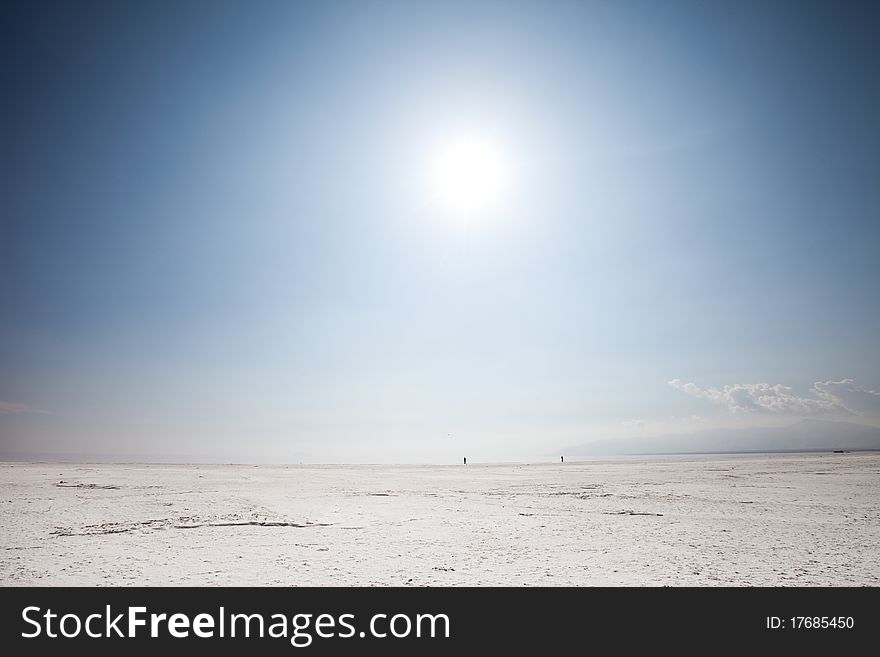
[1,453,878,586]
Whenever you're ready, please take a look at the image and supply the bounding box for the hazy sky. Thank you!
[2,0,879,462]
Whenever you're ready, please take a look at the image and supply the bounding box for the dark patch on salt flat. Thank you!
[174,520,332,529]
[604,510,663,517]
[51,516,333,537]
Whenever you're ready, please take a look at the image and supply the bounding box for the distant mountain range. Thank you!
[560,419,880,456]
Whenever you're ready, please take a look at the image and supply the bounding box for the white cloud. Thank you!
[811,379,880,415]
[668,378,880,417]
[0,401,49,415]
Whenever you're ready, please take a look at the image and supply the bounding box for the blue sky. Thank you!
[2,0,879,462]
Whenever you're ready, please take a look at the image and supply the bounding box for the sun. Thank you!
[429,135,507,213]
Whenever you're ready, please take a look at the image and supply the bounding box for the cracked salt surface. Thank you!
[1,453,878,586]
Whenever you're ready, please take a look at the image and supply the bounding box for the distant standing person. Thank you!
[561,455,564,463]
[463,456,467,465]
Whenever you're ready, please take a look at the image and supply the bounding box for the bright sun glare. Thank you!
[430,136,507,213]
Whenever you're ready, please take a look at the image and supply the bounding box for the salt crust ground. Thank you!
[1,453,878,586]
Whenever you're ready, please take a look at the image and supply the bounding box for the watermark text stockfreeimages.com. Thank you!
[22,605,450,647]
